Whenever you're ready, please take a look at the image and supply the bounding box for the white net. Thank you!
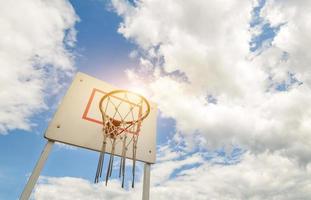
[94,90,150,188]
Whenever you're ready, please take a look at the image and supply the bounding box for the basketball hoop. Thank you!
[94,90,150,188]
[21,73,156,200]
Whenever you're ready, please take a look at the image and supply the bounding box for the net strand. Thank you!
[99,137,107,177]
[132,100,142,188]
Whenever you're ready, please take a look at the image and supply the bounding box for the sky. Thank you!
[0,0,311,199]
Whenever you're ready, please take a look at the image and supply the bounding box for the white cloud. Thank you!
[152,152,311,200]
[0,0,79,134]
[110,0,311,165]
[33,146,311,200]
[33,177,139,200]
[261,0,311,86]
[23,1,311,199]
[113,0,260,96]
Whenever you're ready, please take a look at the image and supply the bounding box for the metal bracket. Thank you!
[20,140,54,200]
[142,163,151,200]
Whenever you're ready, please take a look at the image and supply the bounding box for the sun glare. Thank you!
[128,85,150,98]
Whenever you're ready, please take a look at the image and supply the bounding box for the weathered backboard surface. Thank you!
[45,72,157,163]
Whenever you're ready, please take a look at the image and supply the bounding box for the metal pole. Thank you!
[142,163,151,200]
[20,140,54,200]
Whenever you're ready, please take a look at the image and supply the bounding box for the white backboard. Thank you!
[45,72,157,163]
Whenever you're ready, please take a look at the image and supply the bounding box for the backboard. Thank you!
[44,72,157,163]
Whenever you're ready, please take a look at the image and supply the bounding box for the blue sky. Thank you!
[1,0,311,199]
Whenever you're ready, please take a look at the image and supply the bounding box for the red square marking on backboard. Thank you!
[82,88,142,135]
[82,88,105,125]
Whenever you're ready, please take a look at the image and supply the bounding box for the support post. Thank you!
[142,163,151,200]
[20,140,54,200]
